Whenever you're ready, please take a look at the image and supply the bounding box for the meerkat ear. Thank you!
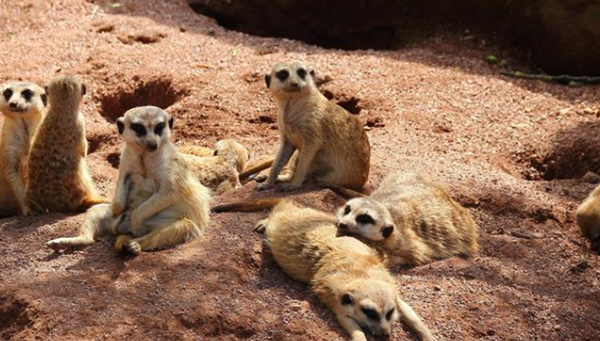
[382,225,394,239]
[41,92,48,107]
[81,83,87,96]
[310,69,315,78]
[342,293,353,306]
[264,74,271,88]
[213,150,218,156]
[168,116,174,130]
[44,85,49,95]
[117,117,125,135]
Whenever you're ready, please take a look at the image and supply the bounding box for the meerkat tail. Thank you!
[79,196,111,211]
[396,297,434,341]
[212,197,282,213]
[325,185,367,198]
[239,158,274,180]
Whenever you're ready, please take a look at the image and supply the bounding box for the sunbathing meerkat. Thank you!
[255,200,434,341]
[0,81,46,217]
[180,139,249,195]
[576,184,600,254]
[337,172,479,267]
[47,106,211,255]
[26,75,108,213]
[257,60,370,191]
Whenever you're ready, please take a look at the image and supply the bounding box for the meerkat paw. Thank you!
[254,219,269,234]
[20,205,33,216]
[126,241,142,256]
[256,182,274,191]
[277,182,301,192]
[276,174,292,183]
[114,234,133,253]
[252,174,268,183]
[46,237,91,250]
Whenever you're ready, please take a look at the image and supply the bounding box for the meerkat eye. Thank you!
[154,122,165,135]
[3,89,13,101]
[276,70,289,81]
[130,123,147,136]
[356,214,375,225]
[361,308,380,321]
[21,89,34,101]
[386,308,395,320]
[297,68,307,79]
[344,205,351,215]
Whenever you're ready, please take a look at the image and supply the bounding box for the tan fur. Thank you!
[0,81,46,217]
[576,184,600,253]
[181,139,250,195]
[25,75,107,214]
[47,106,211,255]
[337,172,479,267]
[257,60,370,191]
[257,200,433,341]
[178,145,214,158]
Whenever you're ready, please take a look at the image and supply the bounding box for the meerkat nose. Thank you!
[146,141,158,151]
[9,102,18,110]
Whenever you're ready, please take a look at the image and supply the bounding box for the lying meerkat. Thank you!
[337,172,479,267]
[47,106,211,255]
[178,145,214,158]
[576,185,600,254]
[257,60,370,192]
[181,139,249,195]
[25,75,108,214]
[255,200,434,341]
[0,81,46,217]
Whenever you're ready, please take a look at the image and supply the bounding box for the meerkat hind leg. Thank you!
[47,204,117,250]
[124,218,200,255]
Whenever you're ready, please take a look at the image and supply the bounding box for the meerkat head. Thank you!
[337,278,400,338]
[337,198,396,241]
[0,81,47,118]
[117,106,174,153]
[265,60,316,98]
[45,75,86,109]
[213,139,250,172]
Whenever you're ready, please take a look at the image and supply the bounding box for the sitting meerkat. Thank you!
[255,200,434,341]
[337,172,479,267]
[180,139,250,195]
[257,60,370,192]
[576,185,600,254]
[25,75,108,214]
[0,81,46,217]
[47,106,211,255]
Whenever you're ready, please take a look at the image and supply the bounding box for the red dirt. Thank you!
[1,0,599,340]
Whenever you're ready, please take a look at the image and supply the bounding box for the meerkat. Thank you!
[337,172,479,267]
[576,185,600,254]
[178,145,214,158]
[181,139,250,195]
[47,106,211,254]
[255,200,433,341]
[257,60,370,192]
[25,75,108,214]
[0,81,46,217]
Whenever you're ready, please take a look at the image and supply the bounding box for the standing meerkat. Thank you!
[0,81,46,217]
[257,60,370,191]
[576,185,600,254]
[255,200,433,341]
[337,172,479,267]
[47,106,211,255]
[25,75,107,214]
[180,139,250,195]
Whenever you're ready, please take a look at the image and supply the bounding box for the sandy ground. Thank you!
[1,0,599,340]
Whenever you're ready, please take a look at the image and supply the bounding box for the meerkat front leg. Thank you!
[257,141,296,190]
[5,166,30,215]
[278,142,320,191]
[335,313,367,341]
[130,187,176,235]
[111,173,132,216]
[397,297,434,341]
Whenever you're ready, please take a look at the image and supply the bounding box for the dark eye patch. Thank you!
[297,68,307,79]
[21,89,34,101]
[356,214,375,225]
[3,89,13,101]
[361,308,380,321]
[276,69,289,81]
[130,123,147,136]
[386,308,395,320]
[344,205,351,215]
[154,122,165,135]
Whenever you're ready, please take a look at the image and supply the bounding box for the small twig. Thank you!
[501,71,600,85]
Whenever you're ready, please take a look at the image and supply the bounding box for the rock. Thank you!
[582,171,600,184]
